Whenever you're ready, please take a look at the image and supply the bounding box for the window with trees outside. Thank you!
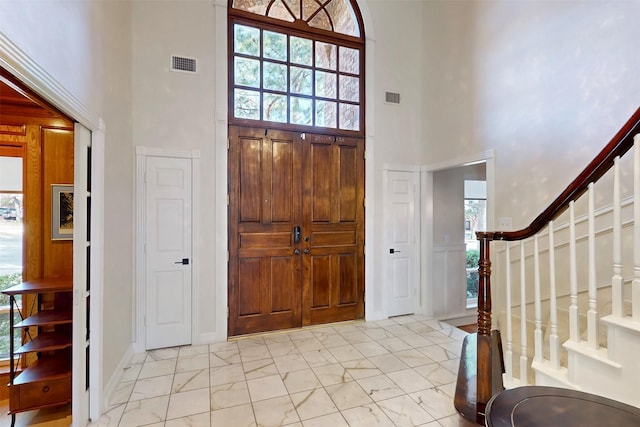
[464,180,487,309]
[0,155,23,361]
[229,0,364,135]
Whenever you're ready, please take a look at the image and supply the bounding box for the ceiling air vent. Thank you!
[385,92,400,104]
[171,55,197,73]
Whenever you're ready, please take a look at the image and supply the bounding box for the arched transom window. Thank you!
[229,0,365,135]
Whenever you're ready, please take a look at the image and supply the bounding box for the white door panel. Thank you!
[385,170,419,317]
[145,156,192,349]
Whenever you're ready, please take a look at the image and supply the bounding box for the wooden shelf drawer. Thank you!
[9,376,71,413]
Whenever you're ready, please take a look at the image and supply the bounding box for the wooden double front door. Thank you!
[228,126,365,336]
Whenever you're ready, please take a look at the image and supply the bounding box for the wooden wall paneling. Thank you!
[42,128,74,279]
[24,124,42,281]
[20,124,41,366]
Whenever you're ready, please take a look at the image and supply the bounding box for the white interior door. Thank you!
[385,170,419,317]
[145,156,192,349]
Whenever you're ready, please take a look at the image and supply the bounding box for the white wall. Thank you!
[132,1,218,343]
[367,0,426,316]
[422,0,640,230]
[0,0,133,404]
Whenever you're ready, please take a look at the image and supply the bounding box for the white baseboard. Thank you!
[199,331,227,344]
[101,344,135,413]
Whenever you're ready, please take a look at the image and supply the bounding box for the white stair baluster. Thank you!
[612,156,623,317]
[520,240,528,384]
[548,220,560,369]
[505,243,513,384]
[569,201,579,342]
[534,234,542,364]
[634,134,640,321]
[587,183,599,349]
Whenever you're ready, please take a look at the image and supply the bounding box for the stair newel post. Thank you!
[476,232,493,421]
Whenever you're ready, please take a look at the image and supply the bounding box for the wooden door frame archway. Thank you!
[0,35,105,422]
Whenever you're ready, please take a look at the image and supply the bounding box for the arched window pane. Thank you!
[230,0,363,134]
[231,0,362,40]
[268,0,295,22]
[301,0,320,21]
[326,0,359,37]
[308,10,332,32]
[283,0,301,19]
[232,0,270,15]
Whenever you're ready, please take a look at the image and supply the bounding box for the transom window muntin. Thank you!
[231,20,362,132]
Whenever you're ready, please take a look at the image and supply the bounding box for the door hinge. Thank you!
[363,150,366,160]
[227,306,229,318]
[227,194,230,205]
[227,251,229,262]
[227,138,230,150]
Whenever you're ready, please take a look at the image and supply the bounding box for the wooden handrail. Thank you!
[456,106,640,425]
[480,106,640,242]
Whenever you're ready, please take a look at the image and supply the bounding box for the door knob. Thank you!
[389,249,401,254]
[174,258,190,265]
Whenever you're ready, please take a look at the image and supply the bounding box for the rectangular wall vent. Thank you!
[385,92,400,104]
[171,55,197,73]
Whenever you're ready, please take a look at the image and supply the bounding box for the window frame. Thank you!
[228,4,365,137]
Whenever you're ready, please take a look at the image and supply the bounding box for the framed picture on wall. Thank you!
[52,184,74,240]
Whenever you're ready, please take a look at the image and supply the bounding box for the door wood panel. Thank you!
[302,134,364,325]
[228,127,302,336]
[228,127,364,336]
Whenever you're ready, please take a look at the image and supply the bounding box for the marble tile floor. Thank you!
[3,315,478,427]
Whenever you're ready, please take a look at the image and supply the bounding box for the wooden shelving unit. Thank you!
[2,278,72,426]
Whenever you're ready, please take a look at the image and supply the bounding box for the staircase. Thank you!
[454,107,640,424]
